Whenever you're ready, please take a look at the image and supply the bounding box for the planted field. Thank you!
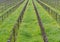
[0,0,60,42]
[0,0,22,14]
[40,0,60,11]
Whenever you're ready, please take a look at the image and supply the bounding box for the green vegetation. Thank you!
[0,1,26,42]
[35,0,60,42]
[0,0,60,42]
[16,0,43,42]
[0,0,21,15]
[40,0,60,10]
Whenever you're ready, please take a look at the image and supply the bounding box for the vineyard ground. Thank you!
[0,0,60,42]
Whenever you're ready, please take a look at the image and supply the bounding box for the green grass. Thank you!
[35,0,60,42]
[16,0,60,42]
[0,1,27,42]
[0,0,60,42]
[16,0,43,42]
[37,0,60,15]
[0,1,25,24]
